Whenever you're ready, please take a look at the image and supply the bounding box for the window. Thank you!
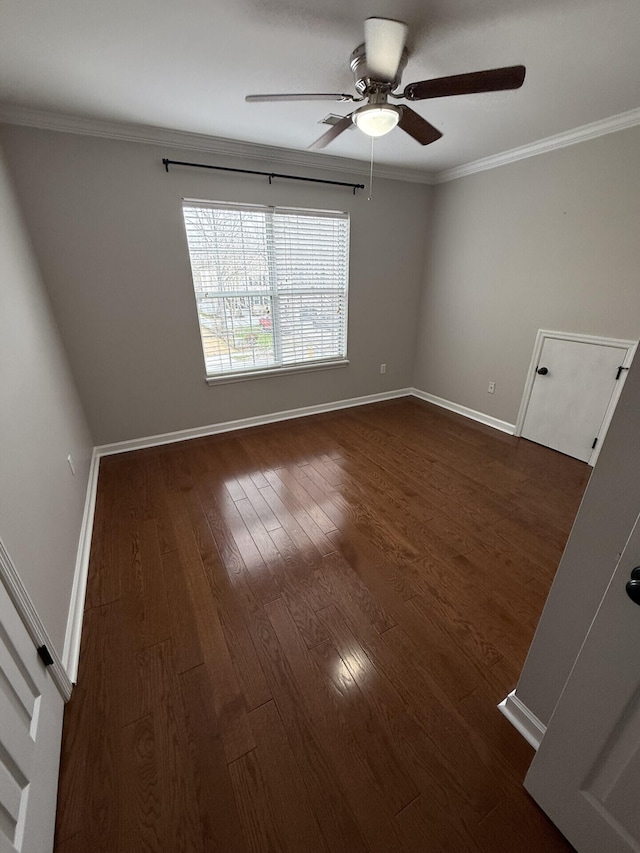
[182,200,350,381]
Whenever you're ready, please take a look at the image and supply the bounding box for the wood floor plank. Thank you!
[52,832,88,852]
[406,592,502,676]
[226,488,330,648]
[216,595,273,712]
[475,796,576,853]
[172,485,274,710]
[137,518,171,648]
[321,550,397,637]
[229,749,284,853]
[166,495,256,763]
[388,706,490,839]
[246,590,370,853]
[312,418,443,526]
[326,527,418,603]
[55,604,120,846]
[265,597,407,853]
[220,493,282,603]
[396,793,483,853]
[268,525,332,611]
[374,625,503,823]
[300,462,422,567]
[235,472,282,532]
[310,638,419,815]
[245,700,330,852]
[160,549,203,674]
[120,713,167,853]
[266,466,337,535]
[145,454,179,554]
[180,664,247,853]
[260,479,336,558]
[316,604,406,719]
[56,399,586,853]
[141,642,205,853]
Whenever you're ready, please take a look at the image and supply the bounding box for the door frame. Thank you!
[0,537,72,701]
[515,330,637,466]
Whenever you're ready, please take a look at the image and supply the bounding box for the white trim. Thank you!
[0,538,72,702]
[3,104,640,188]
[590,341,637,466]
[206,359,349,386]
[95,388,414,456]
[498,689,546,751]
[434,108,640,183]
[410,388,515,435]
[0,103,432,186]
[515,330,637,466]
[62,449,101,683]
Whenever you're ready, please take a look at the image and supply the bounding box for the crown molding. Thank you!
[433,107,640,183]
[0,103,434,185]
[3,102,639,188]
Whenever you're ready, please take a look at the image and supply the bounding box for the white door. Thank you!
[0,577,64,853]
[525,511,640,852]
[521,336,628,463]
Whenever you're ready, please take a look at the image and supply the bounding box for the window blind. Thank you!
[182,201,349,378]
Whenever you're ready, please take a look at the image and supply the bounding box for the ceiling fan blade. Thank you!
[364,17,408,82]
[308,114,354,150]
[398,107,442,146]
[246,93,356,103]
[403,65,526,101]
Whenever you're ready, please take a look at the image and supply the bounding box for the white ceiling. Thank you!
[1,0,640,177]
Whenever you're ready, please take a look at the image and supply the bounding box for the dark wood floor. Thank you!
[55,398,589,852]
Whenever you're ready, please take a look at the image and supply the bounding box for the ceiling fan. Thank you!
[246,18,526,150]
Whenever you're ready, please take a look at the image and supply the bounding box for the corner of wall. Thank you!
[62,448,101,683]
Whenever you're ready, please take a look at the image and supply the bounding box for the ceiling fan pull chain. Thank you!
[368,136,375,201]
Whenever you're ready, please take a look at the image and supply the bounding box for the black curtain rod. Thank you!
[162,158,364,194]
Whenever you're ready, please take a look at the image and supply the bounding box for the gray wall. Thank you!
[413,125,640,423]
[0,125,431,445]
[0,143,93,654]
[411,124,640,728]
[517,353,640,726]
[3,116,639,719]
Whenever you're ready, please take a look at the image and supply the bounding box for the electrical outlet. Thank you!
[67,454,76,475]
[380,363,386,374]
[488,381,496,394]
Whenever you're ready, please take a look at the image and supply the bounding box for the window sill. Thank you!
[205,359,349,386]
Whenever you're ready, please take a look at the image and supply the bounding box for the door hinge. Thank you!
[616,365,630,380]
[591,437,598,450]
[37,644,54,667]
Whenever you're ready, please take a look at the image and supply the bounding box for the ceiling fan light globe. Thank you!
[353,105,400,137]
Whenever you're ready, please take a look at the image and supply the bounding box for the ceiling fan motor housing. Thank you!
[349,43,408,95]
[245,17,525,151]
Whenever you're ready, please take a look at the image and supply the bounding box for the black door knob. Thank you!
[626,567,640,605]
[537,367,549,375]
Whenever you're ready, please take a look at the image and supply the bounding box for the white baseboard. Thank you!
[410,389,516,435]
[95,388,515,458]
[95,388,414,456]
[498,689,546,750]
[62,448,101,684]
[0,538,73,701]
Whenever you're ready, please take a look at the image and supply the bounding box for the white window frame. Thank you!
[181,199,350,384]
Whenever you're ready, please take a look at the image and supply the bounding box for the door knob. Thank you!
[625,567,640,605]
[537,367,549,375]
